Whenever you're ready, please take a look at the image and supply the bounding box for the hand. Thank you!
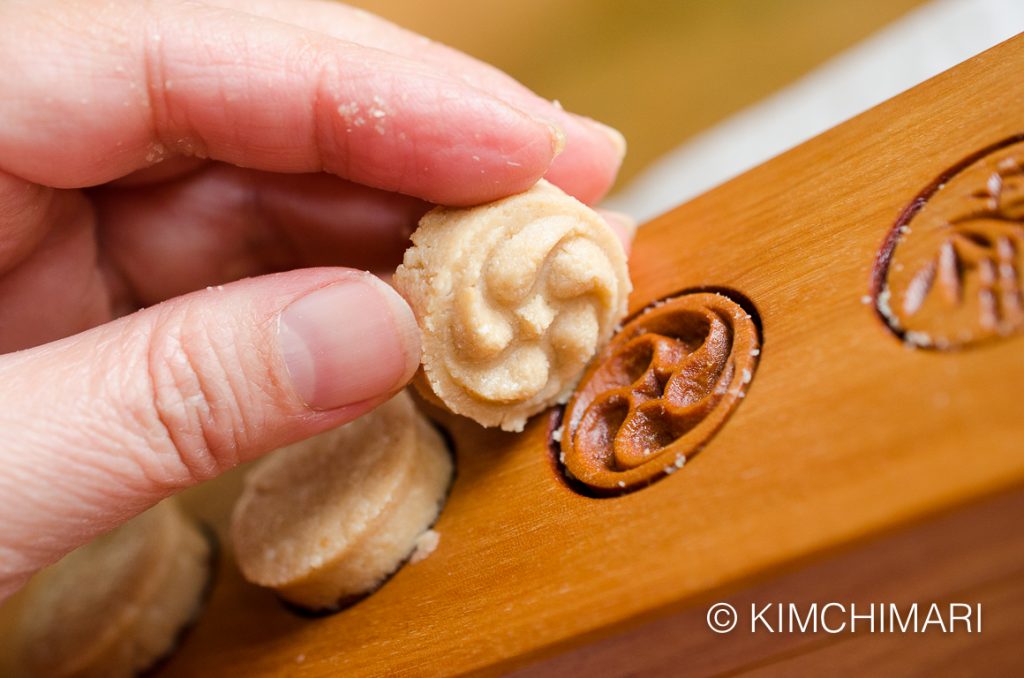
[0,0,632,599]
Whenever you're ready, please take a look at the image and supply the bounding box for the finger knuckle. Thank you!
[134,306,249,485]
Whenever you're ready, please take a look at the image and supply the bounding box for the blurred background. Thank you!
[349,0,925,186]
[350,0,1022,220]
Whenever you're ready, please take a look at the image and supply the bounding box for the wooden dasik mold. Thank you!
[874,135,1024,348]
[158,36,1024,678]
[558,292,759,495]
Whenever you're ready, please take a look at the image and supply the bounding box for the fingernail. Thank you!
[278,275,421,410]
[534,117,566,158]
[577,115,627,161]
[600,209,637,235]
[597,209,637,254]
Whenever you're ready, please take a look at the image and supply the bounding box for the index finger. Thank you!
[207,0,627,204]
[0,0,562,206]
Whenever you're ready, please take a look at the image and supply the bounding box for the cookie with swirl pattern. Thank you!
[395,180,631,431]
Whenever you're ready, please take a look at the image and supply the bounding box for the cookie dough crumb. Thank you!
[410,530,441,564]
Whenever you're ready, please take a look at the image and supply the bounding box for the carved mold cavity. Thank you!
[873,135,1024,349]
[555,290,761,497]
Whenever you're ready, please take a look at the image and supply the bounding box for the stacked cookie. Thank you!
[1,500,213,678]
[231,391,453,612]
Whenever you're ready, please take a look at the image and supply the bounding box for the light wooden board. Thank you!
[161,34,1024,677]
[515,486,1024,676]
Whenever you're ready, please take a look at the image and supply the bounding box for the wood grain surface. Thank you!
[162,34,1024,677]
[514,486,1024,676]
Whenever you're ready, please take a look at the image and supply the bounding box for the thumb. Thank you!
[0,268,419,598]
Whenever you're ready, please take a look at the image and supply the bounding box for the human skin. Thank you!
[0,0,633,600]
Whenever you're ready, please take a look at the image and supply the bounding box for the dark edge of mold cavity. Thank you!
[277,419,458,618]
[549,286,763,500]
[869,133,1024,351]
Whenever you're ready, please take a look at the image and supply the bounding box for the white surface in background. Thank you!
[606,0,1024,222]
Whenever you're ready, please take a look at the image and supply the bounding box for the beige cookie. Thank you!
[394,180,632,431]
[231,391,453,612]
[3,500,212,678]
